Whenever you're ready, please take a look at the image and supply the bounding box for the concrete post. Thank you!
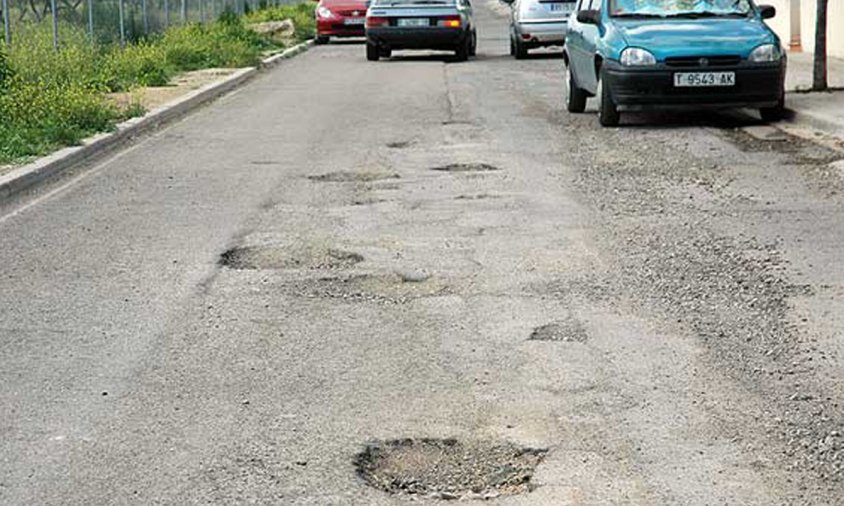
[790,0,802,51]
[51,0,59,50]
[3,0,11,47]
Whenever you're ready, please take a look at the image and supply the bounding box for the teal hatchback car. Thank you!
[564,0,786,126]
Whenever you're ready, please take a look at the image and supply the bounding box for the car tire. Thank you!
[380,47,392,59]
[565,63,587,113]
[760,94,785,122]
[455,36,470,62]
[514,38,528,59]
[597,70,620,127]
[315,35,330,45]
[366,42,380,61]
[469,31,477,56]
[509,37,515,56]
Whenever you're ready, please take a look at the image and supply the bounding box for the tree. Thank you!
[813,0,828,91]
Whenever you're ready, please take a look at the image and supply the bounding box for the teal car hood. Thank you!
[614,18,775,60]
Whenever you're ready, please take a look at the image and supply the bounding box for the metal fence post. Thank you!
[87,0,94,36]
[164,0,170,26]
[181,0,186,23]
[118,0,126,45]
[142,0,149,33]
[200,0,205,23]
[51,0,59,50]
[3,0,11,47]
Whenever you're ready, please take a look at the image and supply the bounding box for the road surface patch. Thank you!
[355,438,546,500]
[219,246,364,270]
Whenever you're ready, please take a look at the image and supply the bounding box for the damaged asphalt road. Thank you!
[1,2,843,505]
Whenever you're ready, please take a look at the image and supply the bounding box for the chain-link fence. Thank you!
[2,0,296,48]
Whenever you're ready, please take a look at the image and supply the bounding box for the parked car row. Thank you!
[313,0,788,127]
[313,0,477,61]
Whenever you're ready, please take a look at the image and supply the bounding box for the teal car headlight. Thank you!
[620,47,657,66]
[749,43,782,62]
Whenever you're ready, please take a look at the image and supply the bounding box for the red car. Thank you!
[315,0,369,44]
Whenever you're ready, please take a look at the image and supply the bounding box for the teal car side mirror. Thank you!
[758,4,776,19]
[576,9,601,25]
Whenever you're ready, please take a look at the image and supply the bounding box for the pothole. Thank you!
[220,246,364,270]
[387,140,413,149]
[431,163,501,173]
[529,318,588,343]
[308,171,400,183]
[355,438,546,500]
[455,193,501,200]
[351,197,389,206]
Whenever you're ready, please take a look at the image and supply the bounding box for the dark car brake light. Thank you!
[366,16,390,28]
[436,16,461,28]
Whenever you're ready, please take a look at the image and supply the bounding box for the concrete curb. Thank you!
[0,39,314,201]
[783,106,844,139]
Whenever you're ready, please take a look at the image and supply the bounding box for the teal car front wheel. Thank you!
[597,70,620,127]
[565,63,587,113]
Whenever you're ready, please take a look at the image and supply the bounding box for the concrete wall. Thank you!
[763,0,844,59]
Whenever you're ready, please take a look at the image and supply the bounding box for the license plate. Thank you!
[397,18,429,27]
[344,17,365,25]
[548,3,570,12]
[674,72,736,87]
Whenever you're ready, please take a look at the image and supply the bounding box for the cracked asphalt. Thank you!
[2,3,844,505]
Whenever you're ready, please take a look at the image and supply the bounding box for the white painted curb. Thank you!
[0,39,314,201]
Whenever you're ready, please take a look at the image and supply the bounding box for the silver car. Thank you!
[502,0,574,58]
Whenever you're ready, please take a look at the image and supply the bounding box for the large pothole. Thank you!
[281,273,449,304]
[308,171,400,183]
[219,246,364,270]
[355,438,546,500]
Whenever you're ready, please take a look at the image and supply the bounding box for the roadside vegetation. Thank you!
[0,2,316,165]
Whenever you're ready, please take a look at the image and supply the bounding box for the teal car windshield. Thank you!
[610,0,753,17]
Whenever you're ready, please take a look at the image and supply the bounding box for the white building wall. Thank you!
[764,0,844,59]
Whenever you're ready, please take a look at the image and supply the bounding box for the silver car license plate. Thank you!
[548,3,570,12]
[397,18,429,27]
[674,72,736,87]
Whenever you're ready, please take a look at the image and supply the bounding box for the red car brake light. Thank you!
[437,16,461,28]
[366,16,390,28]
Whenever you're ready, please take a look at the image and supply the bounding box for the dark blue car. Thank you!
[564,0,786,126]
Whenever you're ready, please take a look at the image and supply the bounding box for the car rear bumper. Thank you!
[603,60,786,110]
[366,27,466,50]
[317,18,366,37]
[513,20,566,46]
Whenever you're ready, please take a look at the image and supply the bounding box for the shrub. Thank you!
[243,2,317,42]
[161,16,273,70]
[101,41,173,91]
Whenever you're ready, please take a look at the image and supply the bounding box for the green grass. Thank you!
[0,3,314,165]
[243,2,317,43]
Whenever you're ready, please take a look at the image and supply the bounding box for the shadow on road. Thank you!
[619,109,769,129]
[326,39,367,45]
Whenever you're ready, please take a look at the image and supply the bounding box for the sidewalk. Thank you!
[783,52,844,140]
